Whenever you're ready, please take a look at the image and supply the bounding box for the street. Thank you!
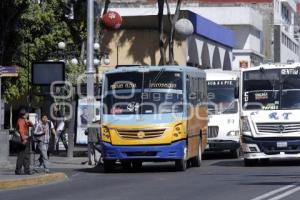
[2,154,300,200]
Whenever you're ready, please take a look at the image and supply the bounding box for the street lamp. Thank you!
[81,42,110,66]
[70,58,79,65]
[83,58,101,66]
[58,41,66,50]
[47,41,79,64]
[94,43,100,51]
[103,55,110,65]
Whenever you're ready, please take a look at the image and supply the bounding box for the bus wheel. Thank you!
[132,161,142,170]
[231,148,241,159]
[175,147,187,171]
[244,158,258,167]
[191,143,202,167]
[103,160,115,172]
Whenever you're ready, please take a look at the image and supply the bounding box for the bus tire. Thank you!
[231,148,241,159]
[175,147,187,171]
[244,158,258,167]
[103,160,115,172]
[191,142,202,167]
[132,161,142,170]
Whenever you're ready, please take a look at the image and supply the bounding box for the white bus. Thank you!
[240,63,300,166]
[205,70,240,158]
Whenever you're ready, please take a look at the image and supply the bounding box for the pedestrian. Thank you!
[47,119,56,157]
[15,109,34,175]
[52,104,68,153]
[83,120,102,165]
[34,114,51,173]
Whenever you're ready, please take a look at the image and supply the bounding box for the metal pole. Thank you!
[27,43,31,106]
[86,0,95,124]
[0,77,2,131]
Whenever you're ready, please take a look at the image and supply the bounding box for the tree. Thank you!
[157,0,182,65]
[0,0,87,104]
[157,0,166,65]
[166,0,182,65]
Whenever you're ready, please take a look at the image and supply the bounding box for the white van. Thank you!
[205,70,240,158]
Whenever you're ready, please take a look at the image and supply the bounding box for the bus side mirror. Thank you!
[234,86,239,99]
[234,78,239,99]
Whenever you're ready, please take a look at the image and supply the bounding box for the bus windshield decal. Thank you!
[104,71,184,115]
[281,68,300,75]
[107,71,183,91]
[207,80,234,86]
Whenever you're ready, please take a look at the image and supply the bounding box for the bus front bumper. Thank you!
[242,136,300,159]
[102,140,185,160]
[206,140,240,152]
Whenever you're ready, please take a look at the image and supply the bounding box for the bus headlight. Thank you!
[227,130,240,137]
[173,123,184,138]
[101,126,111,142]
[241,116,252,135]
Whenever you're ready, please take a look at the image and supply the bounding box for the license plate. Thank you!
[277,141,288,148]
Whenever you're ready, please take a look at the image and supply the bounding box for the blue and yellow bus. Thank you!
[100,65,208,171]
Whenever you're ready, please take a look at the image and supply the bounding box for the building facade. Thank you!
[100,10,235,71]
[197,0,299,63]
[109,0,300,65]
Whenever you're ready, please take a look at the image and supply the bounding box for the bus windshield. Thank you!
[207,80,238,114]
[103,71,183,115]
[243,68,300,110]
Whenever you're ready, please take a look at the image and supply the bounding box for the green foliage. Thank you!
[1,0,87,104]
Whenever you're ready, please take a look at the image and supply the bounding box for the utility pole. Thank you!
[86,0,95,124]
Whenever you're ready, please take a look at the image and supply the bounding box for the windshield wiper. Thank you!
[222,100,237,114]
[150,67,166,87]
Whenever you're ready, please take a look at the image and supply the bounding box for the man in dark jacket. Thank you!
[84,120,101,165]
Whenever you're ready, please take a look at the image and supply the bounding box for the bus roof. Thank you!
[104,65,206,77]
[241,63,300,72]
[205,70,239,81]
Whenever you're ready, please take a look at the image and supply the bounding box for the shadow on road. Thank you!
[210,160,244,167]
[203,152,237,160]
[75,163,188,174]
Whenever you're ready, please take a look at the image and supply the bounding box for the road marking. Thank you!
[268,186,300,200]
[250,184,296,200]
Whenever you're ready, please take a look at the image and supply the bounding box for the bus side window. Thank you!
[191,77,197,105]
[198,78,202,103]
[187,75,190,103]
[203,78,207,102]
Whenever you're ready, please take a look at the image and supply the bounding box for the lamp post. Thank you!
[48,41,80,158]
[55,41,79,65]
[86,0,95,125]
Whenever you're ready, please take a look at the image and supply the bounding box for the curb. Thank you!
[0,172,68,190]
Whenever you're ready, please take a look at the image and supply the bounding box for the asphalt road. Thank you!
[2,153,300,200]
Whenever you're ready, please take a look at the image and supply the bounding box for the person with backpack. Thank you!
[15,109,34,175]
[34,114,51,173]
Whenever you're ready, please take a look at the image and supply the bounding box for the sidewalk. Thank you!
[0,155,93,190]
